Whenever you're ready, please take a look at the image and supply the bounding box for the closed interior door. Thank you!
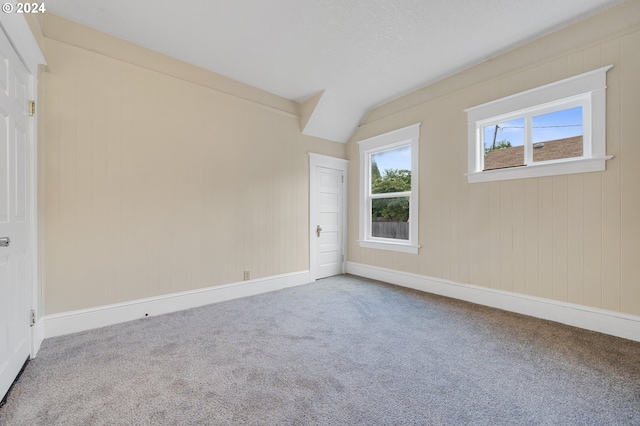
[0,26,32,401]
[315,166,343,279]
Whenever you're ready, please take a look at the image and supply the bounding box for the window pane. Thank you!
[371,145,411,194]
[532,106,583,162]
[371,197,409,240]
[483,118,525,170]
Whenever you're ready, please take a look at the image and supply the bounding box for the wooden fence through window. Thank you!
[372,221,409,240]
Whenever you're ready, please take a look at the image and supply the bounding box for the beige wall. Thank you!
[39,15,345,315]
[24,14,47,318]
[347,1,640,316]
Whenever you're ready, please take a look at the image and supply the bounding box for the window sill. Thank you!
[358,240,420,254]
[466,156,613,183]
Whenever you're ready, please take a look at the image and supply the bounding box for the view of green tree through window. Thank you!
[370,146,411,240]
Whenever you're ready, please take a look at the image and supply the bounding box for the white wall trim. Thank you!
[466,155,613,183]
[347,262,640,343]
[308,153,349,168]
[43,270,312,339]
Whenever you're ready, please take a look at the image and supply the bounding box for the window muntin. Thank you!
[358,124,420,254]
[465,65,612,183]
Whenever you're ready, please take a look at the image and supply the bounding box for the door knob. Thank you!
[316,225,322,238]
[0,237,10,247]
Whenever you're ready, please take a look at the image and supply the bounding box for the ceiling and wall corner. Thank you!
[43,0,626,143]
[37,14,301,118]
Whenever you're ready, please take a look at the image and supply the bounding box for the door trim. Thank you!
[0,15,45,75]
[309,153,348,281]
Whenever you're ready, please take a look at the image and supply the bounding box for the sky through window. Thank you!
[371,145,411,177]
[483,106,582,149]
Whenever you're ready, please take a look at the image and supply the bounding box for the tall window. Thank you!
[465,65,612,183]
[358,124,420,254]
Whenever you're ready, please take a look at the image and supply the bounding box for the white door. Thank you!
[315,166,343,279]
[0,26,32,401]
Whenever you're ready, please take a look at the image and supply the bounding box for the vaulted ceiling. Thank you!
[46,0,625,143]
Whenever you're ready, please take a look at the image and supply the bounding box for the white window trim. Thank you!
[358,123,420,254]
[464,65,613,183]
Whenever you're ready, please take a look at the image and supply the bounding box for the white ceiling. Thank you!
[45,0,624,143]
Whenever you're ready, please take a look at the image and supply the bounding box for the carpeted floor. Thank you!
[1,274,639,425]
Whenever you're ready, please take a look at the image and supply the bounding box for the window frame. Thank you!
[465,65,613,183]
[358,123,420,254]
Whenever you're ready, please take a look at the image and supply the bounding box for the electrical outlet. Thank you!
[243,270,250,280]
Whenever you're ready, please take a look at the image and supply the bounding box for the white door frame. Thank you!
[0,14,46,357]
[309,153,348,281]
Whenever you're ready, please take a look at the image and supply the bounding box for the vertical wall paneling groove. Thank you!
[467,178,479,286]
[488,182,501,289]
[600,38,622,313]
[90,56,108,305]
[43,46,59,311]
[510,179,525,295]
[477,183,490,288]
[449,96,463,283]
[457,95,470,286]
[523,179,539,297]
[58,47,79,310]
[619,30,640,316]
[584,173,604,308]
[75,53,92,308]
[499,181,512,293]
[537,177,554,300]
[440,100,451,280]
[433,104,445,279]
[423,104,436,276]
[552,176,568,302]
[566,174,585,305]
[116,68,131,302]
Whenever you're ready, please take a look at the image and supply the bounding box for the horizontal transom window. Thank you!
[465,65,613,183]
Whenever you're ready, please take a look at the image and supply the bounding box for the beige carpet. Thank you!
[1,274,639,425]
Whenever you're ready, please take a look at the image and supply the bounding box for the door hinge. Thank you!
[341,175,344,183]
[341,254,344,262]
[30,309,36,326]
[28,100,36,116]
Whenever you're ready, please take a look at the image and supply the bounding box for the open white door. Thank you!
[0,22,34,402]
[309,154,348,280]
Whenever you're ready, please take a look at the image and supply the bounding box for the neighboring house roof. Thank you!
[484,136,583,170]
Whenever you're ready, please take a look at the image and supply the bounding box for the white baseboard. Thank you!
[43,270,313,339]
[347,262,640,343]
